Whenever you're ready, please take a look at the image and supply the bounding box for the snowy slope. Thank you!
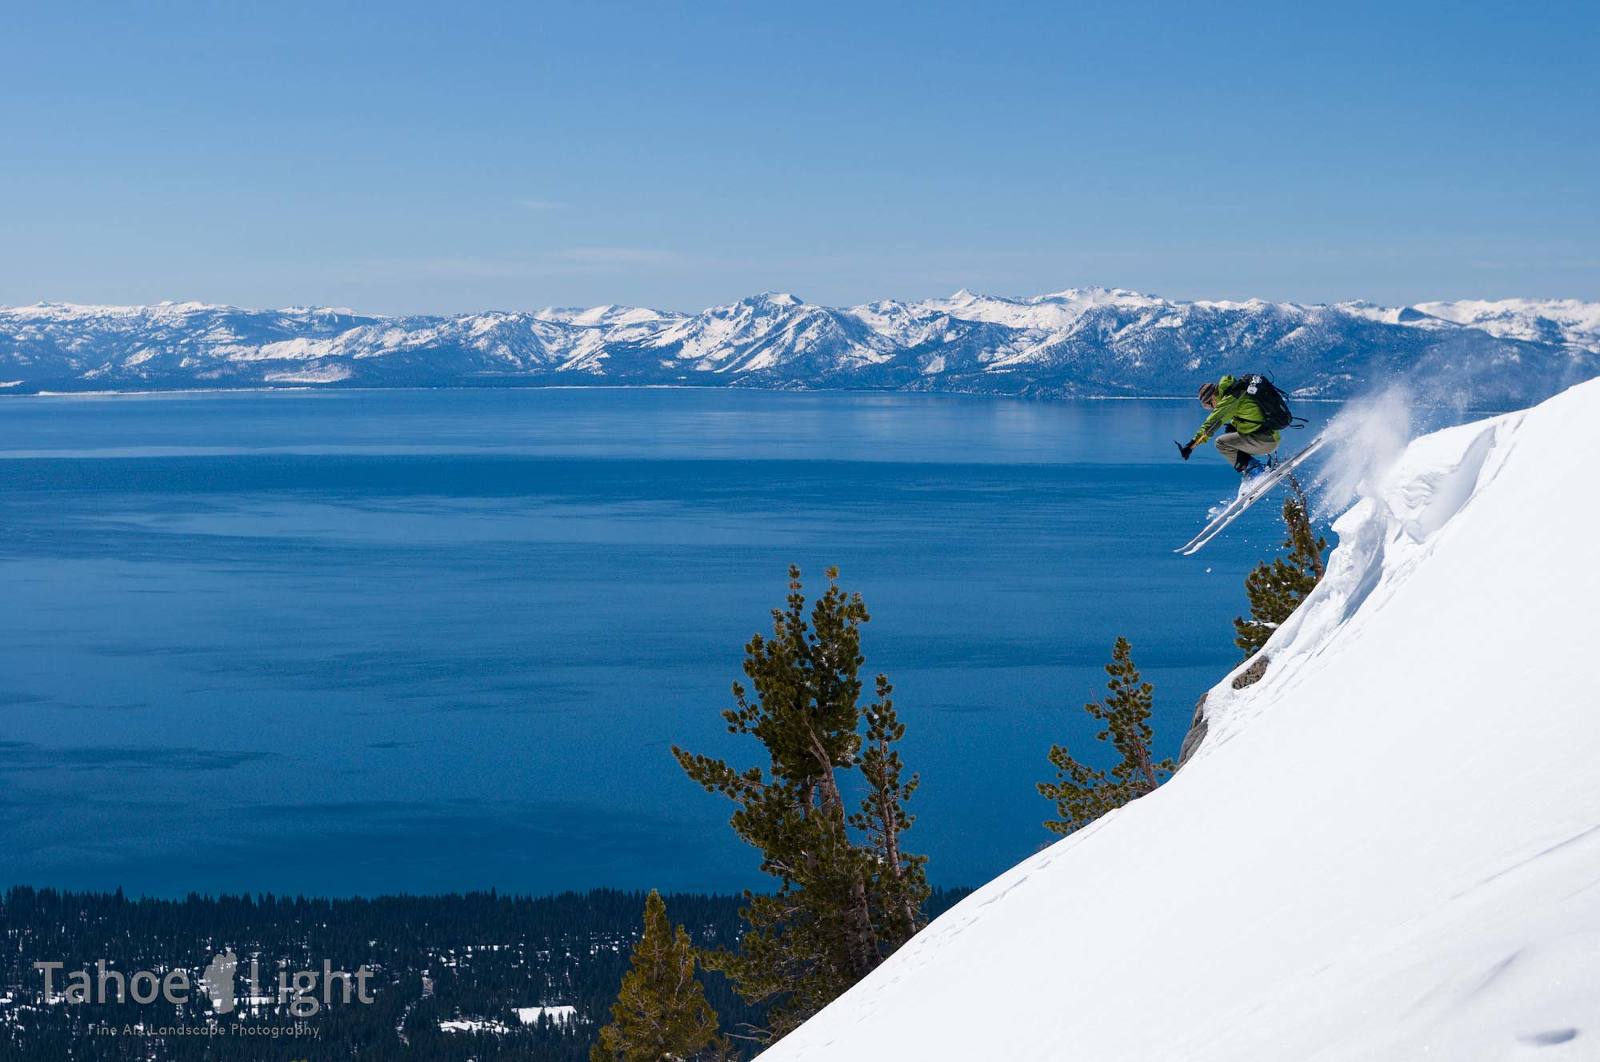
[764,378,1600,1062]
[2,290,1596,403]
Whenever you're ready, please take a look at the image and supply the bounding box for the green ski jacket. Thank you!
[1191,375,1282,444]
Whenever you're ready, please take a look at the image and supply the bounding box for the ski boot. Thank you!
[1237,455,1268,480]
[1235,455,1269,496]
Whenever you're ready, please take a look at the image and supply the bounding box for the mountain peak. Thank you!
[1036,285,1160,304]
[740,291,803,308]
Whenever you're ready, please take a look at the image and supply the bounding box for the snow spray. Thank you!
[1310,384,1414,517]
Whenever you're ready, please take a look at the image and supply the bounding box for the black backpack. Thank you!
[1226,373,1297,432]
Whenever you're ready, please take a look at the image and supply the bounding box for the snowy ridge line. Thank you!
[1190,403,1526,760]
[2,289,1597,405]
[764,377,1600,1061]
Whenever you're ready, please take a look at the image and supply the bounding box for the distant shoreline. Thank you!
[2,382,1354,404]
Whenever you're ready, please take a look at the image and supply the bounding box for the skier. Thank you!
[1176,376,1284,481]
[1172,373,1315,555]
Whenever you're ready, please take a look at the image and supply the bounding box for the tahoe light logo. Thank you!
[35,951,376,1017]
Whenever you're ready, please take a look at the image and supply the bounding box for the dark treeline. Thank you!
[0,885,970,1061]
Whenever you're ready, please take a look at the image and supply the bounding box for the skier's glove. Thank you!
[1176,441,1194,460]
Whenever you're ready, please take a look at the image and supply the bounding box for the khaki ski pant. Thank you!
[1215,430,1280,470]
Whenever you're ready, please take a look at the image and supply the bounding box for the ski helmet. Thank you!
[1198,382,1218,406]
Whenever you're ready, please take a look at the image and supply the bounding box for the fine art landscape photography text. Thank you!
[1,2,1597,1060]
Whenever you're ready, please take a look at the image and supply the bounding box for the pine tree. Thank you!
[672,566,930,1043]
[1037,637,1175,836]
[1233,475,1328,658]
[590,890,730,1062]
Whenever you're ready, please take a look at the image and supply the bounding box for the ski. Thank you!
[1174,434,1328,556]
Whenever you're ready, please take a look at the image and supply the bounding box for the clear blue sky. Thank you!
[2,0,1596,313]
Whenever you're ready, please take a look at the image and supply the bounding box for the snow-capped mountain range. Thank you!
[3,288,1597,407]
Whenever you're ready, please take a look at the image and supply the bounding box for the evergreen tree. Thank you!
[1233,475,1328,657]
[1037,637,1174,836]
[672,566,929,1043]
[590,891,729,1062]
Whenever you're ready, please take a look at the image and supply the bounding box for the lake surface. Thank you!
[0,388,1326,896]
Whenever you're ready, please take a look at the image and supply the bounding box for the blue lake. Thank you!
[0,388,1326,896]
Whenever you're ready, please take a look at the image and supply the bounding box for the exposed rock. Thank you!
[1233,655,1270,690]
[1177,693,1209,769]
[1181,656,1271,769]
